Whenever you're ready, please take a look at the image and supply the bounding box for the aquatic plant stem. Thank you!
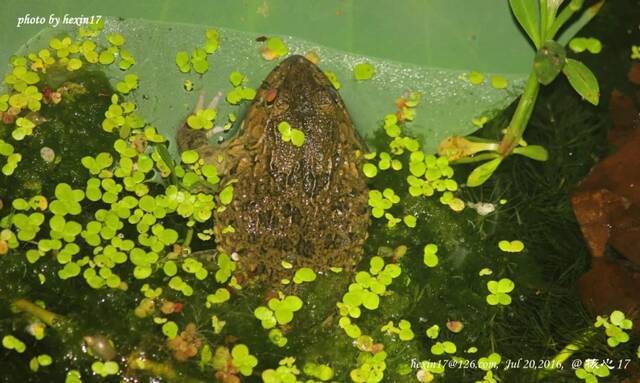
[183,227,194,249]
[13,299,63,326]
[128,352,205,383]
[499,71,540,156]
[538,328,597,379]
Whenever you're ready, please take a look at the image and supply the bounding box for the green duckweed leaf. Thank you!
[353,63,375,80]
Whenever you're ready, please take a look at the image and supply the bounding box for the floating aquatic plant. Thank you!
[353,63,376,80]
[595,310,633,347]
[485,278,515,306]
[277,121,305,147]
[261,37,289,61]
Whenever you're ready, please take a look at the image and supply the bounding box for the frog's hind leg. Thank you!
[176,91,225,153]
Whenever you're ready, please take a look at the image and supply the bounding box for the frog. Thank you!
[177,55,369,284]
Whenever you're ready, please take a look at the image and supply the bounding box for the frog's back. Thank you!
[215,55,369,281]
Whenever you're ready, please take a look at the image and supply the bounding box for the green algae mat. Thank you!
[1,1,638,383]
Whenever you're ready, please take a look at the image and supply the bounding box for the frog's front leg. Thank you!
[176,90,224,153]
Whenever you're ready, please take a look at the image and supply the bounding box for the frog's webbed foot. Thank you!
[176,90,225,156]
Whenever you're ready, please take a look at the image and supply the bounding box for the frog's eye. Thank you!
[265,88,278,104]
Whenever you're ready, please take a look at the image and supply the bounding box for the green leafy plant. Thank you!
[439,0,604,186]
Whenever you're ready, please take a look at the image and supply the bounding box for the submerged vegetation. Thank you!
[0,1,638,383]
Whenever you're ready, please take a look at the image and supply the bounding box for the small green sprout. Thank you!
[430,341,456,355]
[575,361,610,382]
[632,45,640,60]
[498,240,525,253]
[293,267,316,284]
[423,243,439,268]
[91,361,119,377]
[230,344,258,376]
[486,278,515,306]
[187,108,216,130]
[2,335,26,353]
[425,325,439,339]
[595,310,633,347]
[277,121,305,147]
[49,183,85,216]
[353,63,375,80]
[569,37,602,54]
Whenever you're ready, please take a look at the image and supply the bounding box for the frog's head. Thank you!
[250,55,350,132]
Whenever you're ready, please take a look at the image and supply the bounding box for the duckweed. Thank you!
[498,240,525,253]
[277,121,305,147]
[292,267,316,284]
[486,278,515,306]
[91,361,119,377]
[575,361,610,382]
[261,37,289,60]
[569,37,603,54]
[353,63,376,80]
[595,310,633,347]
[425,325,439,339]
[2,334,26,353]
[423,243,439,268]
[467,71,485,85]
[430,341,456,355]
[490,75,508,89]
